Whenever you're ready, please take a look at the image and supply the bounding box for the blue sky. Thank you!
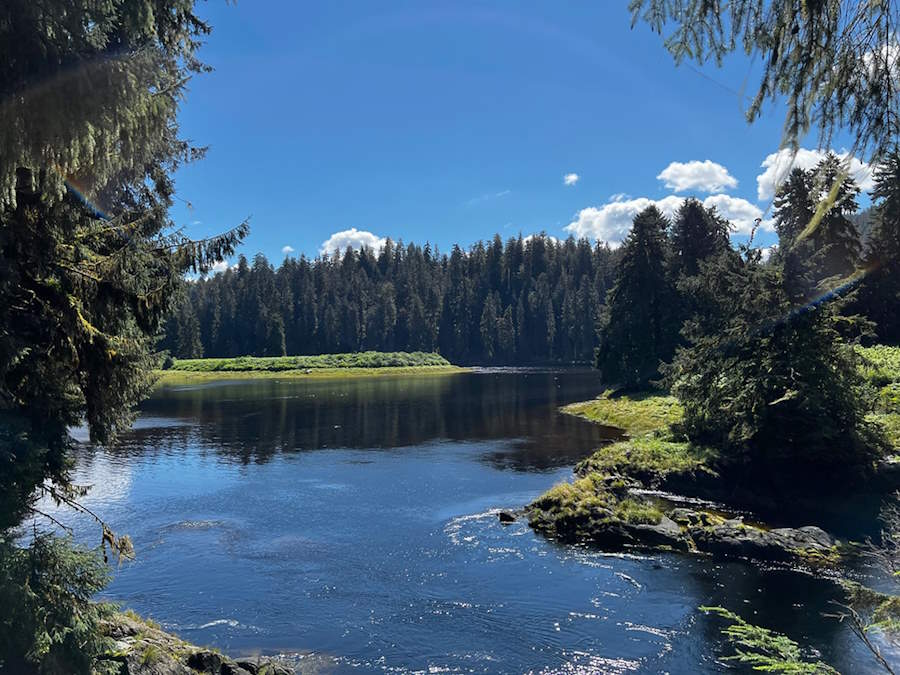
[171,1,873,266]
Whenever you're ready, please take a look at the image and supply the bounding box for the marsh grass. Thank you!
[858,345,900,388]
[575,436,718,482]
[859,346,900,452]
[561,391,683,437]
[614,498,664,525]
[168,351,452,372]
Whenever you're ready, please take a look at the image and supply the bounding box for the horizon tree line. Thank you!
[162,154,896,366]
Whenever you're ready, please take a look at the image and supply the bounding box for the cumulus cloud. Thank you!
[757,148,875,201]
[756,245,776,262]
[281,245,295,255]
[564,196,676,246]
[564,173,580,186]
[209,259,232,274]
[702,193,772,234]
[657,160,738,193]
[319,228,386,256]
[564,194,771,246]
[523,233,560,245]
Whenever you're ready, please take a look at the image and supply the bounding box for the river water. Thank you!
[58,369,890,673]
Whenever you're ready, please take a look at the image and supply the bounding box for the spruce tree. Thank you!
[773,155,863,301]
[773,168,816,252]
[669,198,731,279]
[808,153,863,285]
[1,1,247,532]
[857,151,900,344]
[664,248,882,472]
[595,206,676,389]
[0,3,246,671]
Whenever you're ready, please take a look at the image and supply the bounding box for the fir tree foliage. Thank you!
[162,234,618,365]
[669,198,732,280]
[857,150,900,344]
[1,3,246,670]
[595,206,678,389]
[0,0,247,531]
[0,535,117,675]
[631,0,900,161]
[664,247,882,468]
[772,153,864,303]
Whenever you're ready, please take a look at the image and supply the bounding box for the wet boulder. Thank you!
[689,519,836,562]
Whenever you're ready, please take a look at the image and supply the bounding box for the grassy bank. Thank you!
[859,345,900,452]
[155,352,465,385]
[560,390,717,485]
[155,364,467,385]
[529,346,900,558]
[167,351,452,371]
[156,352,464,384]
[561,390,683,436]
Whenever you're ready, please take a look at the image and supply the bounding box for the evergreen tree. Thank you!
[174,299,203,359]
[1,0,247,530]
[773,168,816,252]
[668,199,735,333]
[170,233,621,365]
[664,248,883,471]
[808,153,863,285]
[632,1,900,161]
[857,150,900,344]
[669,198,731,279]
[773,155,863,301]
[595,206,676,388]
[0,2,246,671]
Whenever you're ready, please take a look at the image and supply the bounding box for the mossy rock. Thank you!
[99,612,292,675]
[575,437,719,487]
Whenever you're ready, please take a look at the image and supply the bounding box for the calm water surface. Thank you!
[58,370,890,673]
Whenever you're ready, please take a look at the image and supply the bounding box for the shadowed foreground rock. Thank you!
[99,613,294,675]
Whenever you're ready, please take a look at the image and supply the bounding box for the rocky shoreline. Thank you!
[518,479,844,566]
[98,612,295,675]
[517,392,883,567]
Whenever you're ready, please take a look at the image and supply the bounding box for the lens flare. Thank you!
[63,176,110,221]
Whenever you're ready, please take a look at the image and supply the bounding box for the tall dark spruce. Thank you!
[594,205,677,389]
[162,234,618,365]
[0,2,245,671]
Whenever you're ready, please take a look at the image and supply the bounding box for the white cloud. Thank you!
[756,148,875,201]
[657,160,738,193]
[564,194,772,246]
[523,233,560,245]
[281,245,295,255]
[564,173,580,186]
[209,259,232,274]
[564,196,678,247]
[319,228,386,256]
[702,193,773,234]
[756,245,776,262]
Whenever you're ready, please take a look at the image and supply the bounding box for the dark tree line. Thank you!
[164,152,899,369]
[596,152,900,391]
[598,151,899,471]
[161,235,619,364]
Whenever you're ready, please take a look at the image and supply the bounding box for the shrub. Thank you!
[665,250,885,467]
[0,535,117,675]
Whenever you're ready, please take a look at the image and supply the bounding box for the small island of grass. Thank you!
[154,351,467,385]
[528,346,900,565]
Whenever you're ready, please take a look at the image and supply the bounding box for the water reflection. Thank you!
[55,370,896,673]
[121,370,620,471]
